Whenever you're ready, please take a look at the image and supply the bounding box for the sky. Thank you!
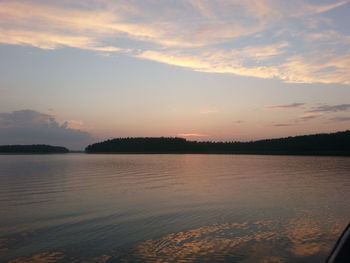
[0,0,350,149]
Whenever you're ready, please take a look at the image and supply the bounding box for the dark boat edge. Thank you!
[327,222,350,263]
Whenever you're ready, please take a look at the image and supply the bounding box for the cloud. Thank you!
[0,1,260,49]
[280,54,350,85]
[285,103,350,123]
[136,48,350,85]
[308,104,350,113]
[238,42,289,61]
[265,103,305,110]
[0,110,93,149]
[329,116,350,122]
[0,0,349,84]
[272,123,293,127]
[299,112,322,121]
[63,120,86,130]
[302,30,350,45]
[304,0,349,14]
[177,133,208,137]
[136,49,281,79]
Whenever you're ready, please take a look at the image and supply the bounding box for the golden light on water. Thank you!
[5,217,346,263]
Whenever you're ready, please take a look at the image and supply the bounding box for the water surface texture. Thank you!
[0,154,349,262]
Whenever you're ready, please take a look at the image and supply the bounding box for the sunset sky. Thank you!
[0,0,350,149]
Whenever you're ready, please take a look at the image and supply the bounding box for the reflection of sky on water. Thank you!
[4,217,346,263]
[134,221,272,262]
[133,217,343,263]
[286,216,344,259]
[1,155,349,262]
[8,252,65,263]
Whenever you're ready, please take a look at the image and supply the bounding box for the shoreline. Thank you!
[84,151,350,157]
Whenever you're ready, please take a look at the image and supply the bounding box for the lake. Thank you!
[0,154,349,263]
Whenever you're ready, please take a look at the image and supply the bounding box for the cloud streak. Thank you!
[329,117,350,122]
[265,103,305,110]
[308,104,350,113]
[299,112,322,121]
[272,123,293,127]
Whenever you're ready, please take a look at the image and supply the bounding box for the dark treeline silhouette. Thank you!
[85,130,350,155]
[0,145,69,154]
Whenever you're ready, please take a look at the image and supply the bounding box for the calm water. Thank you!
[0,154,349,263]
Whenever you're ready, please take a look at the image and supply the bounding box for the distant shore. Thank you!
[1,130,349,156]
[85,130,350,156]
[0,145,69,154]
[85,151,350,156]
[2,151,349,156]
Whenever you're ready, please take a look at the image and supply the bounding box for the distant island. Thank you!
[85,130,350,156]
[0,145,69,154]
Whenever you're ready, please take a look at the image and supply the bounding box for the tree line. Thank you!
[0,145,69,153]
[85,130,350,155]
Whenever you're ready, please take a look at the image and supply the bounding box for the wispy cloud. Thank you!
[0,0,349,84]
[238,42,289,61]
[308,104,350,113]
[280,54,350,84]
[329,116,350,122]
[299,112,322,121]
[265,103,305,110]
[281,103,350,123]
[304,0,350,14]
[136,49,281,79]
[272,123,293,127]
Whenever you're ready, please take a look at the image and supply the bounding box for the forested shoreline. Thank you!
[0,145,69,154]
[85,130,350,156]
